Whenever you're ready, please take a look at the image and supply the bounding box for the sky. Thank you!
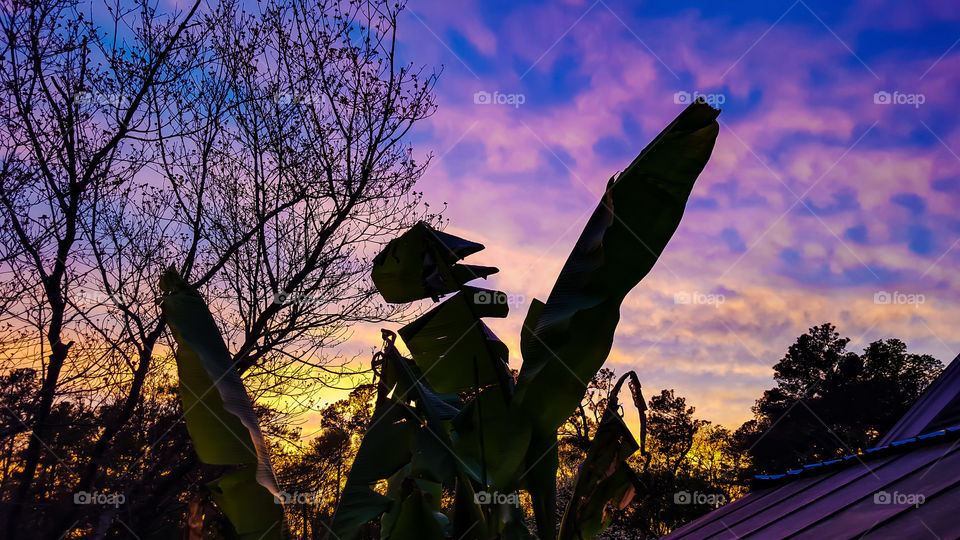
[333,0,960,431]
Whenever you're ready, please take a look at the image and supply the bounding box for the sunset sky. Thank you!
[333,0,960,430]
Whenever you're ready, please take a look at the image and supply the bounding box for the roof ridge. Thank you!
[877,353,960,445]
[753,425,960,487]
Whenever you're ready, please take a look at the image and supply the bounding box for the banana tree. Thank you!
[332,100,721,539]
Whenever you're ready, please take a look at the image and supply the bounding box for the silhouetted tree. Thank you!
[559,373,747,539]
[735,323,942,475]
[0,0,437,536]
[274,384,376,539]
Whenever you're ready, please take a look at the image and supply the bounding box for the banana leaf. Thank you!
[398,287,512,394]
[515,101,719,432]
[334,338,469,540]
[514,101,720,537]
[558,372,646,540]
[159,268,283,540]
[383,488,447,540]
[451,387,532,491]
[330,397,422,540]
[372,222,498,303]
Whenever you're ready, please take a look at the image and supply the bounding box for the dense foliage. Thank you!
[734,323,943,475]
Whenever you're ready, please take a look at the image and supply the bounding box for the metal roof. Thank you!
[664,355,960,540]
[664,428,960,539]
[879,353,960,445]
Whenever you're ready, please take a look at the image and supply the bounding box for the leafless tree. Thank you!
[0,0,438,536]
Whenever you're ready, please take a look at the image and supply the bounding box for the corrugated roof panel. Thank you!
[662,440,960,539]
[744,442,956,538]
[718,454,904,538]
[862,480,960,539]
[660,485,774,539]
[663,473,838,539]
[665,474,835,539]
[788,444,960,538]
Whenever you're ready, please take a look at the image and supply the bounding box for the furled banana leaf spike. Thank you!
[558,372,647,540]
[515,100,720,538]
[158,268,284,540]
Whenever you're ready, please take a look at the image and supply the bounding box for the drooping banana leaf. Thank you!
[514,101,720,537]
[372,222,498,303]
[558,417,642,540]
[330,398,421,540]
[334,338,468,540]
[383,335,480,488]
[558,372,647,540]
[159,268,283,540]
[378,335,462,424]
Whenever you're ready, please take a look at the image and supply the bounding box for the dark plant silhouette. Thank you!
[328,101,721,539]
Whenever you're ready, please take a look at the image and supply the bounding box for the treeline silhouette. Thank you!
[0,323,941,538]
